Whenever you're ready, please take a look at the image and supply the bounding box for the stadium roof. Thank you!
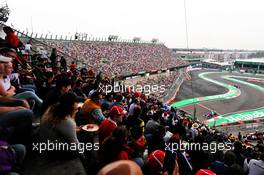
[202,59,231,66]
[235,58,264,63]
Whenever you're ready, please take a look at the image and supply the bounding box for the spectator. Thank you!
[100,93,113,112]
[145,150,166,175]
[97,160,143,175]
[49,48,58,68]
[41,75,71,114]
[0,61,43,108]
[126,106,144,131]
[72,79,87,101]
[39,93,80,159]
[147,125,165,154]
[24,41,32,53]
[163,124,192,175]
[99,127,130,167]
[81,91,105,124]
[211,151,228,175]
[227,164,244,175]
[0,97,33,144]
[70,61,77,70]
[128,98,140,116]
[129,125,147,167]
[98,105,126,144]
[145,111,161,136]
[111,93,125,109]
[3,26,22,49]
[60,56,67,72]
[247,152,264,175]
[233,141,246,167]
[0,141,26,175]
[238,132,242,141]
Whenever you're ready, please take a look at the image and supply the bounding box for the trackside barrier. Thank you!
[161,69,185,104]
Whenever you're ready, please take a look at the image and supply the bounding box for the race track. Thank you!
[172,70,264,127]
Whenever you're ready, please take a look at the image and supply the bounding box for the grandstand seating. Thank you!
[41,39,186,77]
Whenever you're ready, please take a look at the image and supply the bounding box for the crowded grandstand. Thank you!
[0,2,263,175]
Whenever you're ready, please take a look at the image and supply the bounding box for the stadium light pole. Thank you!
[184,0,196,121]
[184,0,189,49]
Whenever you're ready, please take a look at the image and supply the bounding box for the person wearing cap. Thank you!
[0,47,17,58]
[186,123,198,142]
[81,91,105,125]
[0,48,18,77]
[145,150,166,175]
[0,54,12,63]
[0,56,21,104]
[100,93,113,112]
[98,105,126,144]
[192,123,199,137]
[0,47,21,73]
[0,48,37,93]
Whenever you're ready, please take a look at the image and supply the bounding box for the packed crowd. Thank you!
[0,25,263,175]
[42,40,185,77]
[124,71,180,99]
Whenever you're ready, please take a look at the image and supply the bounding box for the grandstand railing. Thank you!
[16,33,91,68]
[12,30,165,45]
[0,22,91,68]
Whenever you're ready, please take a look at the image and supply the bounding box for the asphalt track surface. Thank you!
[175,70,264,122]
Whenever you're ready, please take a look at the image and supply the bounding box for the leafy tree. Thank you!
[0,4,10,22]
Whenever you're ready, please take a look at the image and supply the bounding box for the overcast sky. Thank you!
[3,0,264,50]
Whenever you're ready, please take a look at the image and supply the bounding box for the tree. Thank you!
[0,4,10,22]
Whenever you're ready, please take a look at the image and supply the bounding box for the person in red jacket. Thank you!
[3,26,22,49]
[98,105,126,144]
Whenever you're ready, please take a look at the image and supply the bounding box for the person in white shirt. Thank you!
[0,61,43,108]
[248,153,264,175]
[24,41,32,53]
